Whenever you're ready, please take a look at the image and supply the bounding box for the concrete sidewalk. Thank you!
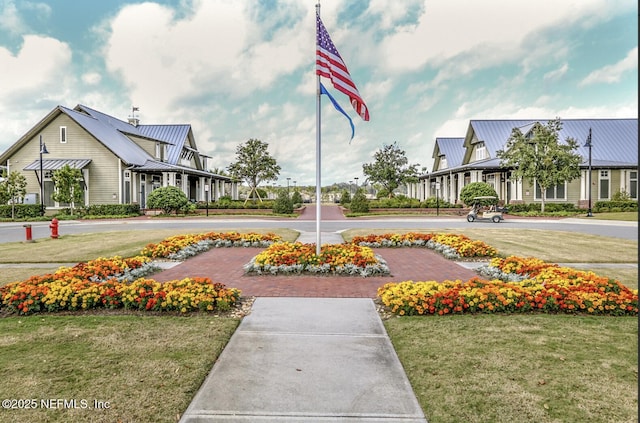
[179,298,427,422]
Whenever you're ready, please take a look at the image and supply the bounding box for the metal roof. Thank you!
[469,118,638,165]
[130,160,231,180]
[62,106,153,166]
[433,138,464,168]
[23,158,92,171]
[136,125,192,165]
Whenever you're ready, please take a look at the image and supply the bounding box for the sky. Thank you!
[0,0,637,187]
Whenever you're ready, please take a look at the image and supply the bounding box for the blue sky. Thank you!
[0,0,637,186]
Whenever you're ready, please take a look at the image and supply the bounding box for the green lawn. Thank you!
[386,314,638,423]
[0,226,637,422]
[0,314,239,423]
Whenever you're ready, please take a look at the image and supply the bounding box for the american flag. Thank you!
[316,13,369,121]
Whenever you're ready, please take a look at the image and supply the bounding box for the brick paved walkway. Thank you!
[152,247,480,298]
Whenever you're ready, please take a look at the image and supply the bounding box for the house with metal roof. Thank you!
[411,118,638,207]
[0,105,237,211]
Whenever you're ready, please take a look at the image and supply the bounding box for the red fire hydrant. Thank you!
[49,218,59,239]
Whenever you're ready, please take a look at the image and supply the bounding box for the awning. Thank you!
[23,158,92,171]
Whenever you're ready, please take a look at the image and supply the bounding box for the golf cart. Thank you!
[466,196,506,223]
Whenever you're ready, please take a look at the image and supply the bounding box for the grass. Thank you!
[385,314,638,423]
[581,211,637,221]
[0,228,299,264]
[0,314,239,423]
[0,225,637,422]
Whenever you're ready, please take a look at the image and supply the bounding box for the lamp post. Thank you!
[354,177,359,193]
[39,135,49,216]
[286,177,291,196]
[585,128,593,217]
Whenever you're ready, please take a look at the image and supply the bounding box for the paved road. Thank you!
[0,205,637,244]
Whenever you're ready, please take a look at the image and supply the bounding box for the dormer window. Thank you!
[60,126,67,143]
[476,143,487,160]
[440,156,448,169]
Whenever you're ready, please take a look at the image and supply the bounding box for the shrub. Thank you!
[349,189,369,213]
[291,190,303,206]
[420,197,455,208]
[340,190,351,205]
[594,200,638,212]
[459,182,498,206]
[79,204,141,216]
[146,186,189,214]
[272,189,293,214]
[0,204,42,219]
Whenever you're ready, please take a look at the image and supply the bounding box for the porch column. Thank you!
[199,177,205,201]
[82,168,90,206]
[580,170,588,200]
[457,176,464,203]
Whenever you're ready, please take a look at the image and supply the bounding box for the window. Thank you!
[475,143,487,161]
[535,182,566,200]
[599,170,610,200]
[155,143,161,159]
[60,126,67,143]
[440,157,448,169]
[630,171,638,199]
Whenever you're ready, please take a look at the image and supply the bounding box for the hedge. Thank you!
[0,204,43,219]
[593,200,638,212]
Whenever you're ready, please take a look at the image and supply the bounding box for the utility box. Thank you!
[23,193,39,204]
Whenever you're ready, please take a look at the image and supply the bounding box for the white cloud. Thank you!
[579,46,638,86]
[375,0,632,76]
[0,34,72,98]
[0,0,26,35]
[543,63,569,81]
[81,72,102,85]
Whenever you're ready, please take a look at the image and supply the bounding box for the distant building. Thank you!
[0,105,237,209]
[408,118,638,207]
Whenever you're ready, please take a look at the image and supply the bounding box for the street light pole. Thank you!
[39,135,49,216]
[286,177,291,196]
[354,177,359,193]
[585,128,593,217]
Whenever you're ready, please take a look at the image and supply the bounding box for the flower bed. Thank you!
[244,242,390,276]
[1,275,239,315]
[378,256,638,317]
[0,254,240,315]
[351,232,497,259]
[141,231,282,259]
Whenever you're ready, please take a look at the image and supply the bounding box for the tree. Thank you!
[497,119,582,212]
[272,188,293,214]
[51,165,84,215]
[349,188,369,213]
[362,142,419,198]
[0,169,9,205]
[459,182,498,206]
[146,186,189,214]
[291,190,303,205]
[4,171,27,219]
[227,139,280,204]
[339,189,351,205]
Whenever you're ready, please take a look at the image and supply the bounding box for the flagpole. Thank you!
[315,1,322,255]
